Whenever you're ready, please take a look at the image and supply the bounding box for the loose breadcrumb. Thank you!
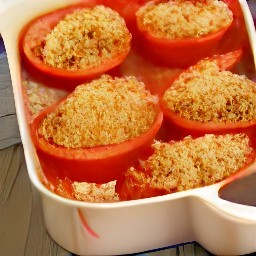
[23,80,67,115]
[163,59,256,122]
[128,134,253,193]
[136,0,233,39]
[42,5,131,70]
[39,75,158,148]
[72,181,119,202]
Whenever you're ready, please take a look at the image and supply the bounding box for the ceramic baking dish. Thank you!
[1,0,256,255]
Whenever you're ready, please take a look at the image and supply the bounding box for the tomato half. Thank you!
[159,50,256,140]
[30,101,163,184]
[19,1,131,91]
[134,0,234,68]
[116,134,256,200]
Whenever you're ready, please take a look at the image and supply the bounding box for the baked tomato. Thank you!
[116,134,256,200]
[19,2,131,91]
[134,0,234,68]
[160,50,256,139]
[30,101,163,184]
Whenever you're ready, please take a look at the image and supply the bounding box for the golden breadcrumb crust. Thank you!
[136,0,233,39]
[39,75,158,148]
[42,5,131,70]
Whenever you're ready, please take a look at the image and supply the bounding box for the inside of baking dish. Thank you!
[3,0,256,205]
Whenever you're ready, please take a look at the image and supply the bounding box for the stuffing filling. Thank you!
[41,5,131,70]
[163,59,256,122]
[126,133,253,193]
[136,0,233,39]
[39,75,158,148]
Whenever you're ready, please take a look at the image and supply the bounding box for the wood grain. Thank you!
[0,144,70,256]
[0,55,21,149]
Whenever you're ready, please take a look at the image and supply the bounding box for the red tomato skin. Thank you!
[161,113,256,141]
[30,102,163,184]
[19,2,131,91]
[210,49,242,70]
[137,27,232,68]
[223,0,242,18]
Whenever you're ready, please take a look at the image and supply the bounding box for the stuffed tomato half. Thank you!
[30,75,163,184]
[160,50,256,138]
[116,133,256,200]
[20,2,132,90]
[135,0,234,67]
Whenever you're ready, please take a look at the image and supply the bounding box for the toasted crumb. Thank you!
[42,5,131,70]
[163,59,256,122]
[39,75,158,148]
[23,80,67,115]
[131,134,253,193]
[136,0,233,39]
[72,181,119,202]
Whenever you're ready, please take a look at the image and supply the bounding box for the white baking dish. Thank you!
[1,0,256,255]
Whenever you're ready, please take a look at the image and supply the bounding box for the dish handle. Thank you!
[192,184,256,222]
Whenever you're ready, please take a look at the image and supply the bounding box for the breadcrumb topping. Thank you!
[72,181,119,202]
[42,5,131,70]
[163,59,256,122]
[39,75,158,148]
[131,134,253,192]
[136,0,233,39]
